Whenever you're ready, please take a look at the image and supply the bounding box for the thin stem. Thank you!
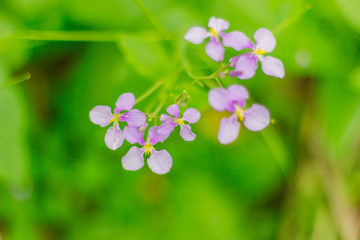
[135,81,164,104]
[9,30,162,42]
[0,72,31,90]
[134,0,171,40]
[215,77,223,88]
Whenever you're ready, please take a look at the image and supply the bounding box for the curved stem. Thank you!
[135,81,164,105]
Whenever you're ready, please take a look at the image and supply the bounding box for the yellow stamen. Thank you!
[110,114,120,129]
[142,142,155,155]
[255,48,267,55]
[176,118,185,125]
[236,108,244,122]
[209,28,217,37]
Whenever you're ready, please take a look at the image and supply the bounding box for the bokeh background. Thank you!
[0,0,360,239]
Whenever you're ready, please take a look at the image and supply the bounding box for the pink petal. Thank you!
[254,28,276,53]
[147,150,173,174]
[89,105,113,127]
[166,104,180,118]
[208,17,229,32]
[233,53,258,80]
[229,55,240,67]
[182,108,201,124]
[120,109,146,127]
[124,126,146,145]
[243,104,270,132]
[259,56,285,78]
[122,146,145,171]
[217,115,240,144]
[148,126,172,145]
[160,114,175,122]
[114,93,135,114]
[105,126,125,150]
[205,37,224,62]
[208,88,229,112]
[220,31,254,51]
[179,124,196,141]
[184,26,209,44]
[227,84,249,109]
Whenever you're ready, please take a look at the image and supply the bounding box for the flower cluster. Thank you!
[90,16,284,174]
[90,96,200,174]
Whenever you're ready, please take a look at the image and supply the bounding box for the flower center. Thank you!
[109,113,121,128]
[209,28,218,37]
[176,118,185,125]
[142,142,155,156]
[254,48,267,56]
[235,108,244,122]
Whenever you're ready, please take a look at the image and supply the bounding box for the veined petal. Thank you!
[184,26,209,44]
[217,115,240,144]
[122,146,145,171]
[148,126,171,145]
[208,17,229,32]
[147,149,173,174]
[254,28,276,53]
[243,104,270,132]
[124,126,146,145]
[233,53,258,79]
[182,108,201,124]
[259,56,285,78]
[105,126,125,150]
[208,88,229,112]
[114,93,135,114]
[227,84,249,109]
[180,124,196,141]
[166,104,180,118]
[120,109,146,127]
[205,37,224,62]
[157,122,177,137]
[220,31,254,51]
[89,105,113,127]
[160,114,175,123]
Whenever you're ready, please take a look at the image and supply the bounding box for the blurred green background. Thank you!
[0,0,360,239]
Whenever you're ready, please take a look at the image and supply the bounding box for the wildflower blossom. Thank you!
[208,84,270,144]
[229,28,285,79]
[185,17,251,62]
[89,93,146,150]
[122,125,172,174]
[159,104,201,141]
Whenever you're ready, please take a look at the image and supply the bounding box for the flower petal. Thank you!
[259,56,285,78]
[184,26,209,44]
[157,122,177,137]
[208,88,229,112]
[182,108,201,124]
[233,53,258,79]
[227,84,249,109]
[120,109,146,127]
[122,146,145,171]
[208,17,229,32]
[229,55,240,67]
[160,114,175,123]
[105,126,125,150]
[180,124,196,141]
[254,28,276,53]
[205,37,224,62]
[166,104,180,118]
[217,115,240,144]
[124,126,146,145]
[148,126,172,145]
[147,149,173,174]
[243,104,270,131]
[220,31,254,51]
[114,93,135,114]
[89,105,113,127]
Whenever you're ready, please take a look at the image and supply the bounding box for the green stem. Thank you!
[0,72,31,90]
[134,0,171,40]
[135,81,164,104]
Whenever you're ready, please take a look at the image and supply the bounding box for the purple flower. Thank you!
[89,93,146,150]
[208,84,270,144]
[229,28,285,79]
[122,125,172,174]
[159,104,201,141]
[184,17,252,62]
